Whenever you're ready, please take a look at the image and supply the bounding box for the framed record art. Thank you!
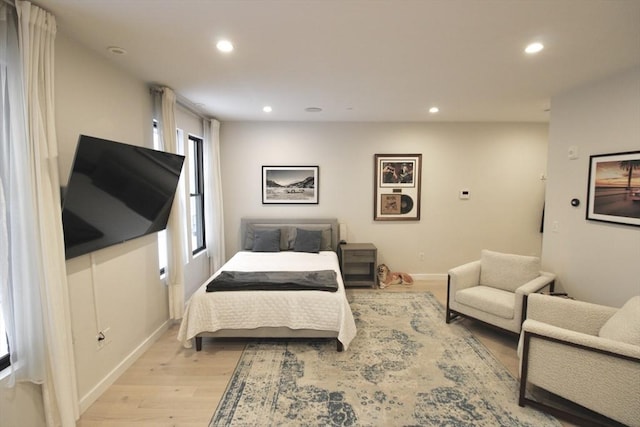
[374,154,422,221]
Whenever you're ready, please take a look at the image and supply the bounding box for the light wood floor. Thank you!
[76,281,569,426]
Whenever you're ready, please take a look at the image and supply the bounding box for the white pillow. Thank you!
[599,296,640,346]
[479,250,540,292]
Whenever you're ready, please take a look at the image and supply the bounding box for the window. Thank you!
[188,135,205,254]
[153,121,206,272]
[152,121,168,275]
[0,296,9,371]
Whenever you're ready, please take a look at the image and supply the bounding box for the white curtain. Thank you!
[203,118,225,274]
[1,1,78,426]
[154,87,186,319]
[0,2,44,387]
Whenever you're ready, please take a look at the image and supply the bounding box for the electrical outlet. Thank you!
[419,252,425,261]
[96,327,111,350]
[97,332,105,350]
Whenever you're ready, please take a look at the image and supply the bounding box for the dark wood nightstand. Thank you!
[339,243,377,288]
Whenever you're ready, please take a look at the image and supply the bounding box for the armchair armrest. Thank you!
[521,319,640,360]
[515,272,556,326]
[515,272,556,296]
[447,260,481,291]
[525,293,617,336]
[446,260,480,324]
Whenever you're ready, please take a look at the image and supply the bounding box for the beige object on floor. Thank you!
[376,263,414,288]
[446,249,556,334]
[518,294,640,427]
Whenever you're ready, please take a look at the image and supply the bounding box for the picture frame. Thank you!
[374,154,422,221]
[262,165,319,204]
[586,150,640,227]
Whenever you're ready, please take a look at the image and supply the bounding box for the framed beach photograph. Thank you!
[374,154,422,221]
[586,150,640,227]
[262,165,319,204]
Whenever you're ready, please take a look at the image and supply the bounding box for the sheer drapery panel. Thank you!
[203,118,225,274]
[1,2,78,425]
[153,86,187,319]
[1,0,47,389]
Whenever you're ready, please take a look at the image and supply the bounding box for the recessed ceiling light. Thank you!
[107,46,127,55]
[525,42,544,54]
[305,107,323,113]
[216,40,234,53]
[429,107,440,114]
[263,106,272,113]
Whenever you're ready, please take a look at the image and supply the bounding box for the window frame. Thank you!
[152,120,168,276]
[0,349,9,372]
[188,135,206,254]
[0,299,9,371]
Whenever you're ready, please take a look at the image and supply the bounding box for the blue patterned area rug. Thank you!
[210,291,560,426]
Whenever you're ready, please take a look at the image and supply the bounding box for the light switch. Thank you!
[459,189,470,200]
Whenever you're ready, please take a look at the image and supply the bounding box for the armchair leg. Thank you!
[519,332,531,406]
[521,280,557,326]
[445,274,459,324]
[446,308,460,324]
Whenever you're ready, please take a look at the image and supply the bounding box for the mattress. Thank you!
[177,250,357,350]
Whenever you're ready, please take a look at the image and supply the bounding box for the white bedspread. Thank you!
[177,251,357,350]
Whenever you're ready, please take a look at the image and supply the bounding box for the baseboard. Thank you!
[410,273,447,281]
[78,320,171,414]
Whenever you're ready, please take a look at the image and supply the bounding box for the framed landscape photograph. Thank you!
[374,154,422,221]
[262,165,319,204]
[586,150,640,227]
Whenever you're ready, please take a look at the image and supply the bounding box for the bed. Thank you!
[177,218,357,351]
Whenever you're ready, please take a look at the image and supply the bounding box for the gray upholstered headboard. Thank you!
[240,218,340,252]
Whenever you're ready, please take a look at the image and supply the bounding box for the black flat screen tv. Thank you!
[61,135,185,259]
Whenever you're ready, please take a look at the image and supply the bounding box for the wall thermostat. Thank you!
[459,189,470,200]
[568,145,579,160]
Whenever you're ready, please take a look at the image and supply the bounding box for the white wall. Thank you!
[542,66,640,306]
[55,33,171,412]
[220,121,549,275]
[53,34,212,412]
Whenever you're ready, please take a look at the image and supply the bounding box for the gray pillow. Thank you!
[287,225,332,251]
[244,225,289,250]
[293,228,322,253]
[252,229,281,252]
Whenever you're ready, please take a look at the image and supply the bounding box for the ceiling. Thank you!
[42,0,640,122]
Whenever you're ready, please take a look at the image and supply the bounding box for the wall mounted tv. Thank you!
[61,135,185,259]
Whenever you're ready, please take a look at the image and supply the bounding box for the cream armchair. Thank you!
[446,250,555,334]
[518,294,640,427]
